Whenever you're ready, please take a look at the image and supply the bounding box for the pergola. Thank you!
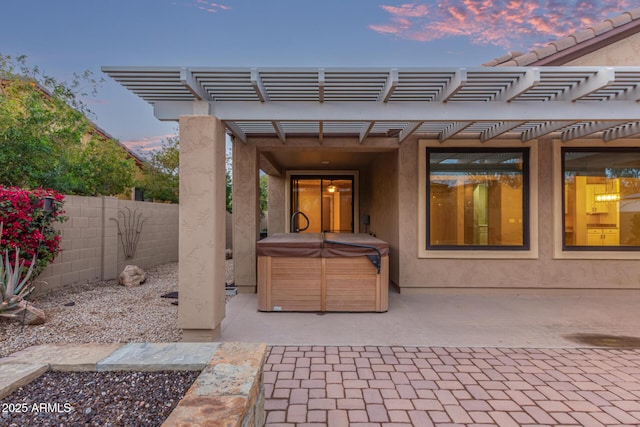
[103,66,640,144]
[103,65,640,340]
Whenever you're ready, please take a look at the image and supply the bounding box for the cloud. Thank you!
[370,0,634,49]
[195,0,232,13]
[122,134,177,156]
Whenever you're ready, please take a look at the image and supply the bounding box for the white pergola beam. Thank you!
[521,121,572,142]
[272,121,286,143]
[223,121,247,144]
[495,69,540,102]
[359,122,375,144]
[157,100,640,122]
[180,68,209,100]
[435,69,467,102]
[378,68,398,102]
[555,67,615,101]
[561,121,628,142]
[399,121,423,144]
[481,121,525,142]
[440,122,472,142]
[603,122,640,141]
[251,68,270,103]
[612,84,640,101]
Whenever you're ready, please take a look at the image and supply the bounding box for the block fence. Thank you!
[34,196,179,295]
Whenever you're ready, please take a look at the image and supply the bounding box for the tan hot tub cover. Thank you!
[257,233,389,258]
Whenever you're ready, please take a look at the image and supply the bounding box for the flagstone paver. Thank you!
[263,346,640,426]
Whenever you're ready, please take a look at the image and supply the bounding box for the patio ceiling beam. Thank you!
[259,152,283,176]
[603,121,640,141]
[223,121,247,144]
[440,122,472,142]
[494,69,540,102]
[359,122,375,144]
[521,121,573,142]
[561,121,628,142]
[481,121,525,142]
[378,68,398,102]
[554,67,615,101]
[435,69,467,102]
[251,68,270,102]
[399,121,423,144]
[180,68,209,101]
[272,121,286,143]
[154,100,640,122]
[318,69,325,103]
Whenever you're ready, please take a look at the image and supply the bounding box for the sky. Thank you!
[0,0,634,155]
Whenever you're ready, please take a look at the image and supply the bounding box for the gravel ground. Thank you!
[0,260,233,426]
[0,260,234,357]
[0,370,199,427]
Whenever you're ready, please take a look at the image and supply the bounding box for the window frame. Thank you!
[561,146,640,252]
[426,147,531,251]
[418,139,538,260]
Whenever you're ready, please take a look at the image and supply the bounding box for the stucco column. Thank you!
[178,115,226,341]
[232,141,260,293]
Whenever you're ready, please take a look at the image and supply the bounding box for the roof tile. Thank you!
[606,13,632,28]
[513,52,539,66]
[591,20,614,36]
[485,8,640,67]
[550,36,577,51]
[571,28,596,44]
[627,8,640,20]
[533,45,558,60]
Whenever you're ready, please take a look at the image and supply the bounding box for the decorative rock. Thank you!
[10,301,46,325]
[118,265,147,287]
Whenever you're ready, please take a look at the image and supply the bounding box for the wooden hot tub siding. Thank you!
[257,234,389,312]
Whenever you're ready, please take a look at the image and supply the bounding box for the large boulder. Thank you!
[118,265,147,287]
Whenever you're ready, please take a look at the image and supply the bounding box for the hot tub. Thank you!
[257,233,389,312]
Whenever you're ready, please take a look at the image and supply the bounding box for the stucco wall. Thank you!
[365,152,400,286]
[34,196,178,295]
[566,32,640,66]
[397,135,640,293]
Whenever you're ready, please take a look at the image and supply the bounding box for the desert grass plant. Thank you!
[0,222,36,319]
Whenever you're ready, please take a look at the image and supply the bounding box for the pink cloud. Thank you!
[122,133,177,156]
[370,0,634,50]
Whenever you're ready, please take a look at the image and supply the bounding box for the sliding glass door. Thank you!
[291,176,354,233]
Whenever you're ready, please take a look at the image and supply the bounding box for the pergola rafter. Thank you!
[102,66,640,143]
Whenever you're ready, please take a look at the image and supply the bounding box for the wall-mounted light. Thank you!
[327,180,337,193]
[42,196,55,213]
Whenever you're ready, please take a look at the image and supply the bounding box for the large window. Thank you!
[563,148,640,250]
[427,148,529,249]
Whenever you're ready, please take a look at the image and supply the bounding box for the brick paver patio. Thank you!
[263,345,640,426]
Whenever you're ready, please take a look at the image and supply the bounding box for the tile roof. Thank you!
[483,8,640,67]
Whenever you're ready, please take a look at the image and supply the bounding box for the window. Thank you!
[427,148,529,249]
[563,148,640,250]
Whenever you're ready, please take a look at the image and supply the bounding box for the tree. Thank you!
[0,53,136,196]
[138,136,179,203]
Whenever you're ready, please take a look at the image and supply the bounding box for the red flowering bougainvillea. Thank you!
[0,186,67,278]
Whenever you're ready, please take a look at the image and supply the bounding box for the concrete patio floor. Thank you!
[219,290,640,348]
